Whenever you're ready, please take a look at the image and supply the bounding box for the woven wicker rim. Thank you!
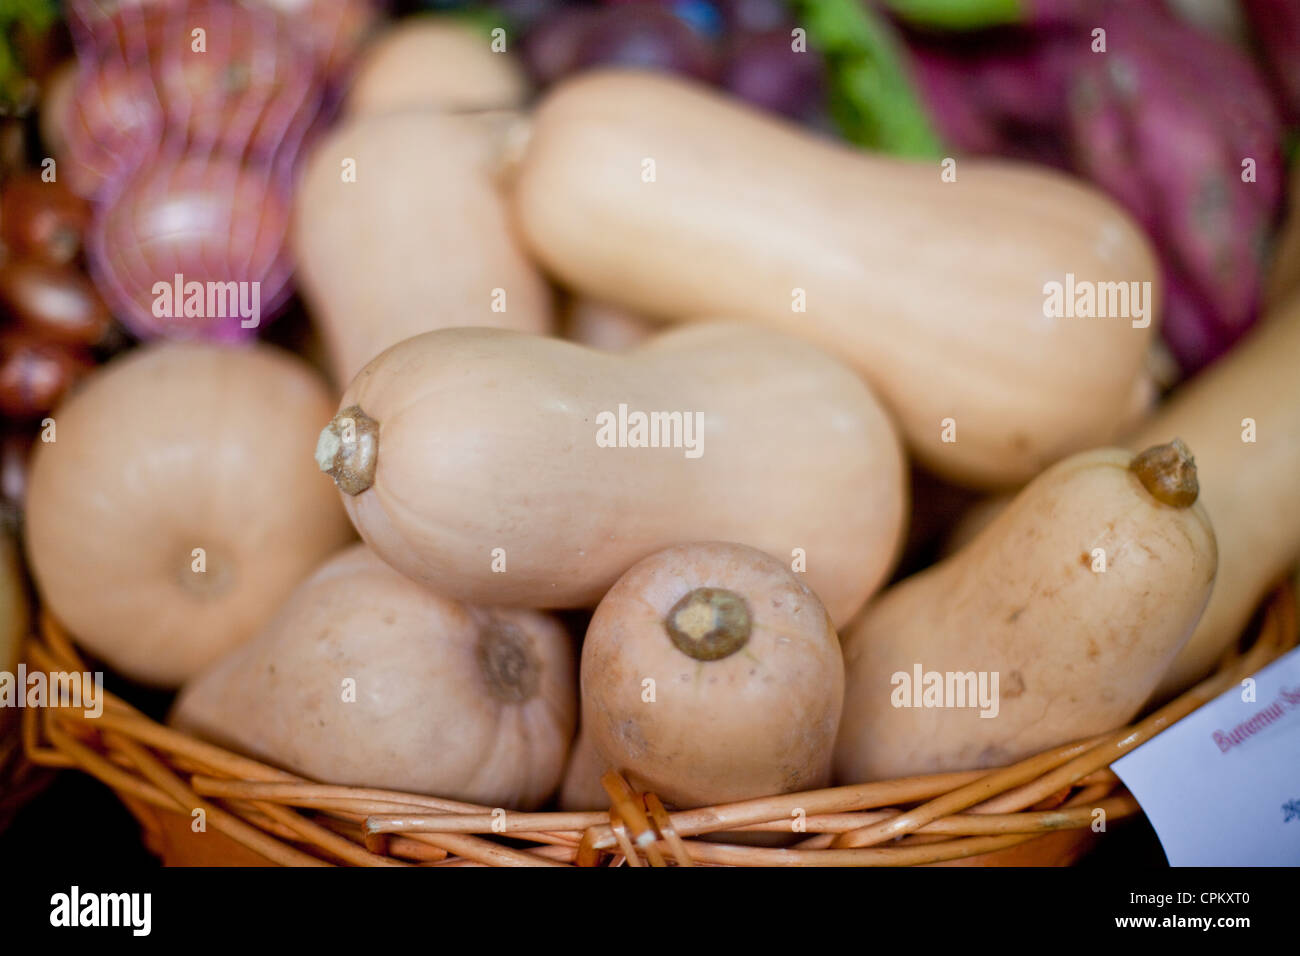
[17,585,1298,866]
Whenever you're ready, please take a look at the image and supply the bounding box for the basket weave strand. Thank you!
[17,582,1297,866]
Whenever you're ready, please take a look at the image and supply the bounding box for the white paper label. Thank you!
[1111,646,1300,865]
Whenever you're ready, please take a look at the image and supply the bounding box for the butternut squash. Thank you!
[946,294,1300,697]
[835,441,1217,782]
[563,297,658,351]
[24,342,353,687]
[173,544,575,808]
[345,17,528,117]
[512,70,1159,488]
[558,725,610,811]
[938,366,1156,556]
[316,323,907,626]
[582,542,843,807]
[1129,292,1300,697]
[294,110,552,387]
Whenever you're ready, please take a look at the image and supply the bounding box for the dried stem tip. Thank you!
[316,405,379,496]
[665,587,752,661]
[1131,438,1199,508]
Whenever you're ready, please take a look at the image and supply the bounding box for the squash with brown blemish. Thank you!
[172,544,576,809]
[835,441,1217,782]
[581,541,844,808]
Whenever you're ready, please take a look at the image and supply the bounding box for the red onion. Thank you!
[63,5,163,200]
[89,151,294,342]
[65,0,331,341]
[150,1,322,156]
[65,0,325,198]
[255,0,383,79]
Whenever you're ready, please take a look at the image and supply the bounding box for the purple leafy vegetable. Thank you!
[1066,1,1284,371]
[1241,0,1300,125]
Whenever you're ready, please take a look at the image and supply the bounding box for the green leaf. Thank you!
[882,0,1025,30]
[1,0,59,116]
[445,8,511,40]
[790,0,944,157]
[9,0,58,31]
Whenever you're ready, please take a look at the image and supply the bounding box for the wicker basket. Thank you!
[0,718,51,835]
[18,585,1297,867]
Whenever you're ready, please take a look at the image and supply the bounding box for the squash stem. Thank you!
[316,405,379,496]
[1131,438,1199,508]
[665,588,752,661]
